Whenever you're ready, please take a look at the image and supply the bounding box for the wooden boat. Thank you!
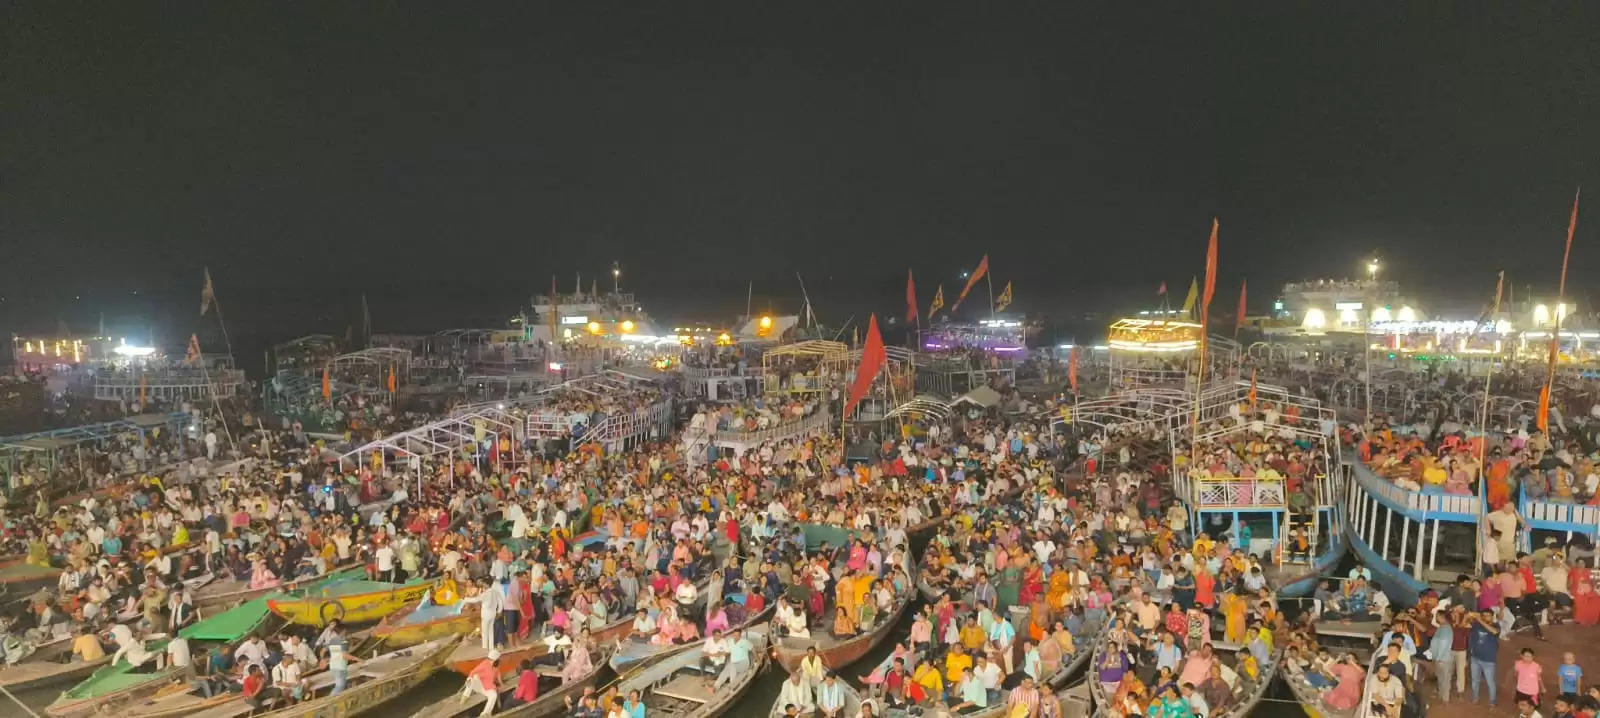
[0,633,112,692]
[45,598,272,718]
[1086,604,1285,718]
[176,635,461,718]
[618,626,768,718]
[408,644,615,718]
[372,595,479,648]
[0,557,64,596]
[266,575,435,626]
[609,599,776,676]
[447,613,632,677]
[193,563,366,614]
[770,586,912,674]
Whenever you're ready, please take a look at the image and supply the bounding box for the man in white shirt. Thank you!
[974,654,1004,704]
[776,671,815,714]
[166,635,191,669]
[234,635,268,671]
[374,542,396,583]
[700,632,728,674]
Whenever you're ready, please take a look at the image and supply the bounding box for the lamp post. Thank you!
[1365,258,1380,425]
[612,262,621,293]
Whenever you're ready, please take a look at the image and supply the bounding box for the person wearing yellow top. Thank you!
[944,644,973,683]
[913,659,944,701]
[72,627,105,661]
[959,617,987,652]
[1192,535,1214,558]
[172,523,190,546]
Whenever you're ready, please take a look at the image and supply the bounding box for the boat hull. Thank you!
[448,615,633,677]
[268,582,434,626]
[252,637,460,718]
[771,592,912,674]
[373,599,478,648]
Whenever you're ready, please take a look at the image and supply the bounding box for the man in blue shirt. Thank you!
[1468,610,1501,706]
[1558,650,1583,695]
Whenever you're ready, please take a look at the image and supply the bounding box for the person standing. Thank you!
[459,577,506,650]
[1469,610,1501,706]
[1429,614,1455,702]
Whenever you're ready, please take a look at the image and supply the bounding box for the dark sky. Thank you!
[4,3,1598,343]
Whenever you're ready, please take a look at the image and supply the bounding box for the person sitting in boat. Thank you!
[247,553,279,590]
[776,597,810,639]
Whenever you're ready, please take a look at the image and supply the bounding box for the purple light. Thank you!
[992,346,1024,352]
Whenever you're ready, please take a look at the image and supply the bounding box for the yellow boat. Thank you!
[371,595,478,648]
[266,576,434,626]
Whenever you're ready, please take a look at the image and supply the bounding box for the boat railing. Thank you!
[1188,476,1287,509]
[703,408,835,448]
[1519,486,1600,538]
[1350,462,1480,522]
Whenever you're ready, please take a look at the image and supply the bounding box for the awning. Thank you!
[951,386,1001,409]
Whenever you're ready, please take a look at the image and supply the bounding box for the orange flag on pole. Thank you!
[387,366,397,392]
[1234,279,1248,336]
[928,286,945,318]
[322,365,332,402]
[185,334,202,365]
[844,314,888,419]
[951,255,988,311]
[1068,347,1079,394]
[1249,368,1258,409]
[905,269,919,324]
[1199,219,1219,330]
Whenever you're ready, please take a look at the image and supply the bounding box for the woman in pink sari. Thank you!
[1322,655,1367,710]
[248,556,279,590]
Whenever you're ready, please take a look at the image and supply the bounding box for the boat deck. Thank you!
[653,673,714,704]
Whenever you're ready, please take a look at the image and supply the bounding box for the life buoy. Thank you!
[319,600,346,624]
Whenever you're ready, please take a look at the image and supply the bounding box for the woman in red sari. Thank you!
[1572,559,1600,625]
[1019,558,1045,606]
[516,569,537,637]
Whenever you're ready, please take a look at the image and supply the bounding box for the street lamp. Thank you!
[612,262,621,293]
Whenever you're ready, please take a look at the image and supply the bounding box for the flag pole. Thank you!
[1475,271,1504,571]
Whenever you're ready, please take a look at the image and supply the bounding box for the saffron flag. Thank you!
[387,366,397,392]
[996,282,1013,311]
[1538,385,1551,434]
[950,255,989,311]
[200,267,216,316]
[1068,347,1078,394]
[905,270,919,324]
[322,366,332,402]
[185,334,202,365]
[139,374,147,407]
[929,285,945,318]
[1199,218,1220,330]
[1158,281,1167,296]
[844,314,888,419]
[1234,279,1248,335]
[1180,277,1198,316]
[1249,369,1258,408]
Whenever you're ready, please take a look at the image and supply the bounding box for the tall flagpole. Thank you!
[1475,271,1504,570]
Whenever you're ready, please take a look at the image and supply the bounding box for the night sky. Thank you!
[4,4,1598,346]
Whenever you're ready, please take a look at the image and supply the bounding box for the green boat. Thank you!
[46,597,274,718]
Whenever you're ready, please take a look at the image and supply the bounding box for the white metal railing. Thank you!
[1351,464,1480,518]
[703,409,835,449]
[1522,498,1600,529]
[1191,476,1286,509]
